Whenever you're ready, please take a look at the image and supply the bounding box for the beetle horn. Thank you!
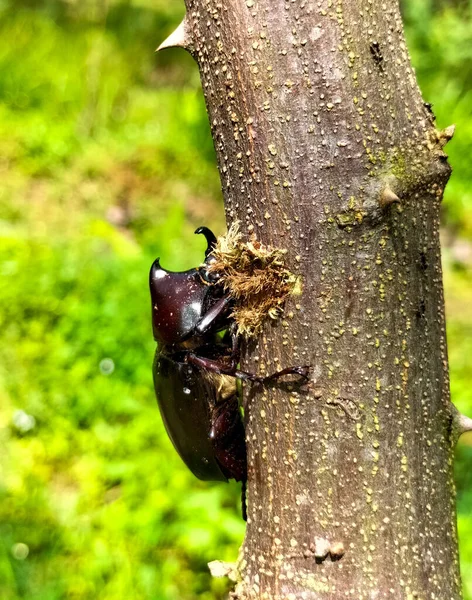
[149,257,170,283]
[151,257,163,271]
[195,227,217,258]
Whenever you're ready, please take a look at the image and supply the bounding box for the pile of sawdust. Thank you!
[206,223,301,336]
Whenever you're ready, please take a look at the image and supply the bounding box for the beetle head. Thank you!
[149,227,220,345]
[150,259,207,345]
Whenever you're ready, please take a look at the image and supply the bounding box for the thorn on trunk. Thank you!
[312,537,331,561]
[457,412,472,437]
[157,19,192,52]
[304,537,346,562]
[208,560,238,580]
[437,124,455,147]
[329,541,345,561]
[379,186,401,209]
[450,404,472,445]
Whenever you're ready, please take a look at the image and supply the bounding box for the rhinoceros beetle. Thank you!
[150,227,309,518]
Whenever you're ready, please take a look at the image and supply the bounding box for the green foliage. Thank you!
[403,0,472,236]
[0,230,243,600]
[0,0,471,598]
[0,1,236,598]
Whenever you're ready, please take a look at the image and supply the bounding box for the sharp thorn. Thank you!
[437,124,456,148]
[451,404,472,445]
[379,186,401,208]
[442,124,456,141]
[157,19,190,52]
[458,412,472,436]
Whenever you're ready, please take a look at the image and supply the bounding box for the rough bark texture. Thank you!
[166,0,463,598]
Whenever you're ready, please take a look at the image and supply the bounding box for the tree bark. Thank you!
[161,1,465,598]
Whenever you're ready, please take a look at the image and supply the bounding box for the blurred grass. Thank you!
[0,0,471,598]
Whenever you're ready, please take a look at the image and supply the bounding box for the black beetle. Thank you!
[150,227,309,516]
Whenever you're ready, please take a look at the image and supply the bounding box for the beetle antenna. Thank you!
[195,227,217,258]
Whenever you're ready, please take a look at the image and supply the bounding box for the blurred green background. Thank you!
[0,0,470,598]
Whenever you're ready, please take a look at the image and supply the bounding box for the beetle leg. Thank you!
[229,325,241,362]
[209,396,247,484]
[263,365,311,382]
[187,352,257,381]
[194,295,232,336]
[208,395,248,520]
[187,352,310,384]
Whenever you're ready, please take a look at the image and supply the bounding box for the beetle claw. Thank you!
[296,365,311,379]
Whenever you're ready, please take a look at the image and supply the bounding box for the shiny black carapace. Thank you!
[150,227,309,517]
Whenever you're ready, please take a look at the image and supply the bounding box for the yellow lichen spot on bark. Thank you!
[356,423,364,440]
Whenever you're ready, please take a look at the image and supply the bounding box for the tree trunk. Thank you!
[161,1,466,597]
